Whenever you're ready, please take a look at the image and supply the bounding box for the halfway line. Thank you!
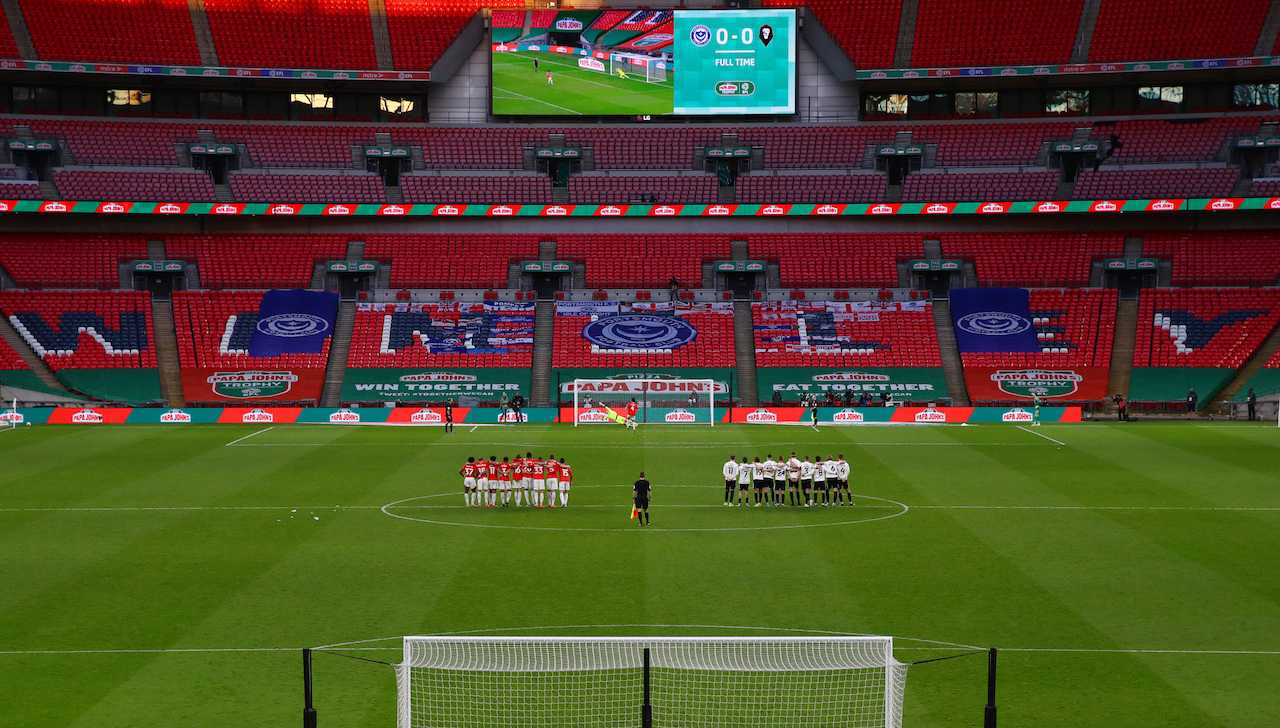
[1017,425,1066,446]
[224,426,275,447]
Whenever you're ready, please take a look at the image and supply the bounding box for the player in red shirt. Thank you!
[460,457,478,507]
[556,458,572,508]
[624,398,639,430]
[531,456,547,508]
[497,456,513,507]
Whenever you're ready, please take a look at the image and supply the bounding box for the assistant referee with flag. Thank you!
[632,472,652,528]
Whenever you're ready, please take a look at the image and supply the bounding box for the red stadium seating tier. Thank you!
[752,301,942,368]
[961,289,1118,368]
[750,234,923,288]
[737,174,887,203]
[1142,232,1280,286]
[0,180,42,200]
[1267,349,1280,367]
[363,235,538,288]
[911,0,1083,67]
[0,235,147,288]
[401,175,553,204]
[346,302,533,368]
[53,169,217,202]
[490,10,524,28]
[940,232,1125,287]
[556,235,732,289]
[0,13,17,59]
[528,10,558,28]
[1072,167,1238,200]
[228,172,385,203]
[552,303,735,368]
[16,0,200,65]
[172,290,329,369]
[202,0,376,69]
[0,291,156,369]
[0,335,27,370]
[763,0,900,69]
[16,119,199,166]
[164,235,347,289]
[907,123,1073,165]
[1249,179,1280,197]
[568,175,719,204]
[1098,117,1273,164]
[590,10,631,29]
[1134,288,1280,368]
[1089,0,1269,62]
[384,0,524,70]
[902,170,1058,202]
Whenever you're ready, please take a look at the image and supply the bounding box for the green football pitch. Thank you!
[2,422,1279,727]
[492,50,674,116]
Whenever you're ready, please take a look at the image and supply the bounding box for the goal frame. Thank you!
[571,378,716,427]
[397,635,901,728]
[609,52,668,84]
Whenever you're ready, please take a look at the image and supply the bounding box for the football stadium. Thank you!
[0,2,1279,727]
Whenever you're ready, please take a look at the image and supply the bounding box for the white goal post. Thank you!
[609,52,669,83]
[571,378,716,427]
[396,636,907,728]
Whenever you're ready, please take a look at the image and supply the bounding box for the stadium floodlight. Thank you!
[609,53,669,84]
[571,378,716,426]
[395,636,907,728]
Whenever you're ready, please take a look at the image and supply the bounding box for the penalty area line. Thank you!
[224,426,275,447]
[1017,425,1066,446]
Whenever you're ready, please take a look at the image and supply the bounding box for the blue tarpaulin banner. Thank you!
[950,288,1041,353]
[248,290,338,356]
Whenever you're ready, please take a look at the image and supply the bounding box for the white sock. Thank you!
[560,491,568,507]
[464,492,470,506]
[514,491,522,506]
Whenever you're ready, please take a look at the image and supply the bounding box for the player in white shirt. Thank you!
[812,455,828,506]
[761,456,777,507]
[751,456,768,508]
[786,452,802,506]
[836,454,851,506]
[735,455,753,507]
[799,457,816,507]
[823,457,840,506]
[544,454,560,508]
[722,455,739,506]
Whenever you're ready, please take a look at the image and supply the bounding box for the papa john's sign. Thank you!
[964,367,1109,401]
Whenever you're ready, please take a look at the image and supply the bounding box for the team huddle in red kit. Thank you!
[460,453,574,508]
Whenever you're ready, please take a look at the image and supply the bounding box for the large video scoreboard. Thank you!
[490,9,796,117]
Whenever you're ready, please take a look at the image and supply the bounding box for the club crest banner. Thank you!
[248,289,339,356]
[950,288,1041,353]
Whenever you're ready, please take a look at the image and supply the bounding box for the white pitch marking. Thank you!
[224,426,275,447]
[469,425,479,433]
[1017,425,1066,446]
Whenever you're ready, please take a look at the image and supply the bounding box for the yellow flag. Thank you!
[630,506,638,520]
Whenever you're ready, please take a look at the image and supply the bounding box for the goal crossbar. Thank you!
[397,636,905,727]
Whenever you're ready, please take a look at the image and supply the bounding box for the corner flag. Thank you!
[630,505,639,520]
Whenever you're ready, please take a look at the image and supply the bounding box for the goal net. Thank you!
[396,636,907,728]
[571,378,716,426]
[609,53,669,84]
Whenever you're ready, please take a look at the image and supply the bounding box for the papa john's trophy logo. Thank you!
[583,314,697,350]
[256,313,330,338]
[955,311,1033,337]
[990,369,1083,398]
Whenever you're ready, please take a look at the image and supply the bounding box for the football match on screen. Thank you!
[1,2,1280,728]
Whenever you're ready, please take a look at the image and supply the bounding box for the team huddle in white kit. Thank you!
[721,453,852,508]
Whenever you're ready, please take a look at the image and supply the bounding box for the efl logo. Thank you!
[745,409,778,424]
[914,409,946,423]
[329,409,361,424]
[411,409,444,424]
[832,409,865,423]
[159,409,192,423]
[664,409,697,423]
[72,409,104,424]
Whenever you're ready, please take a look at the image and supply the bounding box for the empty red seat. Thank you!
[961,289,1117,368]
[172,290,330,369]
[1134,288,1280,368]
[753,301,942,368]
[0,291,156,369]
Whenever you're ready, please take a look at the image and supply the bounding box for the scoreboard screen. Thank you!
[672,10,796,115]
[490,9,796,117]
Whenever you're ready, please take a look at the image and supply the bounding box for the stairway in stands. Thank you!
[1208,317,1280,411]
[320,299,355,407]
[530,301,555,407]
[0,316,70,396]
[1107,296,1139,402]
[732,301,758,406]
[930,298,970,406]
[150,296,186,407]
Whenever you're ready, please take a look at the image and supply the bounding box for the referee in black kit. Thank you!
[633,472,652,527]
[443,399,454,433]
